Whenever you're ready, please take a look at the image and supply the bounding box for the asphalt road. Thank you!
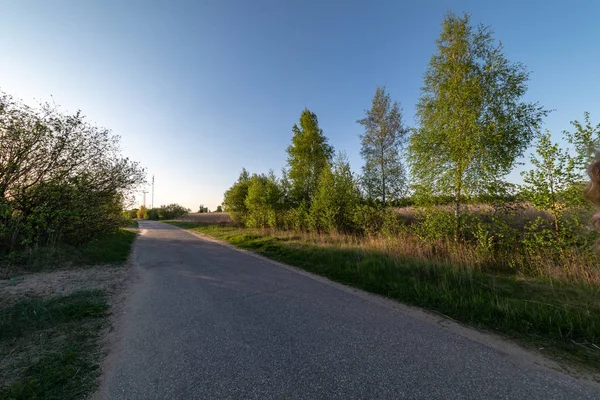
[97,220,600,399]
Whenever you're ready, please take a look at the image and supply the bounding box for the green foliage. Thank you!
[351,204,384,236]
[310,153,361,233]
[127,209,138,219]
[283,200,309,231]
[157,203,190,220]
[144,208,159,220]
[412,208,456,241]
[521,131,581,212]
[244,172,285,228]
[222,168,251,223]
[565,112,600,174]
[215,205,223,212]
[0,92,144,254]
[520,130,590,250]
[309,165,336,232]
[358,86,408,205]
[197,205,209,213]
[286,109,334,205]
[408,12,547,232]
[136,205,147,219]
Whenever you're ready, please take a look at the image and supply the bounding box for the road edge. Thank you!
[169,222,600,385]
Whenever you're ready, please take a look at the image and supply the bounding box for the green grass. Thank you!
[0,291,109,399]
[124,219,139,229]
[165,220,600,372]
[0,291,108,341]
[78,229,137,264]
[0,228,136,398]
[0,229,137,279]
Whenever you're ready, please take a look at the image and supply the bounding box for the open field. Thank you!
[178,212,232,224]
[0,229,137,399]
[166,219,600,373]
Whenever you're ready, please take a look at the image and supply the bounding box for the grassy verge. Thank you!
[0,229,137,279]
[0,291,109,399]
[0,226,136,399]
[166,220,600,372]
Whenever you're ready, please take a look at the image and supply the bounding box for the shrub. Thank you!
[158,203,190,220]
[223,169,252,223]
[284,201,309,231]
[137,206,148,220]
[352,204,385,236]
[244,172,284,228]
[0,92,144,253]
[310,154,361,233]
[412,208,455,241]
[144,208,159,220]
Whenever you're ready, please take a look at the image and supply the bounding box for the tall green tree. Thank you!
[358,86,408,205]
[564,112,600,176]
[244,171,285,228]
[521,131,581,244]
[287,109,334,205]
[309,153,361,233]
[408,12,547,237]
[222,168,251,223]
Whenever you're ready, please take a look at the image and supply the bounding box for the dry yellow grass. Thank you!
[178,212,232,223]
[254,228,600,284]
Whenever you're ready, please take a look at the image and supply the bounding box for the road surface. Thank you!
[97,220,600,399]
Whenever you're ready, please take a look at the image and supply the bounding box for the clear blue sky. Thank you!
[2,0,599,210]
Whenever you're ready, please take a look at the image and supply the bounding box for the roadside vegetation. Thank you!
[167,221,600,371]
[175,12,600,371]
[0,90,142,397]
[0,291,109,400]
[125,203,190,221]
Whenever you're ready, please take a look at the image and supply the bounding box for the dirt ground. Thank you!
[0,264,133,307]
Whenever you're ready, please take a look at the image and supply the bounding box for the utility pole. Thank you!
[151,175,155,209]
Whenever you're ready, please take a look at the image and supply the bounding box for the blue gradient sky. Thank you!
[2,0,599,210]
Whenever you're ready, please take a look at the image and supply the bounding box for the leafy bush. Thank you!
[0,91,144,253]
[127,209,138,219]
[244,173,284,228]
[223,169,251,223]
[352,204,386,236]
[136,206,148,220]
[309,154,361,233]
[144,208,159,220]
[158,203,190,220]
[412,208,455,242]
[284,201,309,231]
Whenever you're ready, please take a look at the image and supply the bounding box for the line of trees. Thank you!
[127,203,190,221]
[223,12,600,257]
[0,91,145,254]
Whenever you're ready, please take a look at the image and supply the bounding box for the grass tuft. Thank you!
[0,291,109,399]
[0,229,137,279]
[0,290,108,341]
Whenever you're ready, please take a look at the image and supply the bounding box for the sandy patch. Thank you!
[0,265,131,307]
